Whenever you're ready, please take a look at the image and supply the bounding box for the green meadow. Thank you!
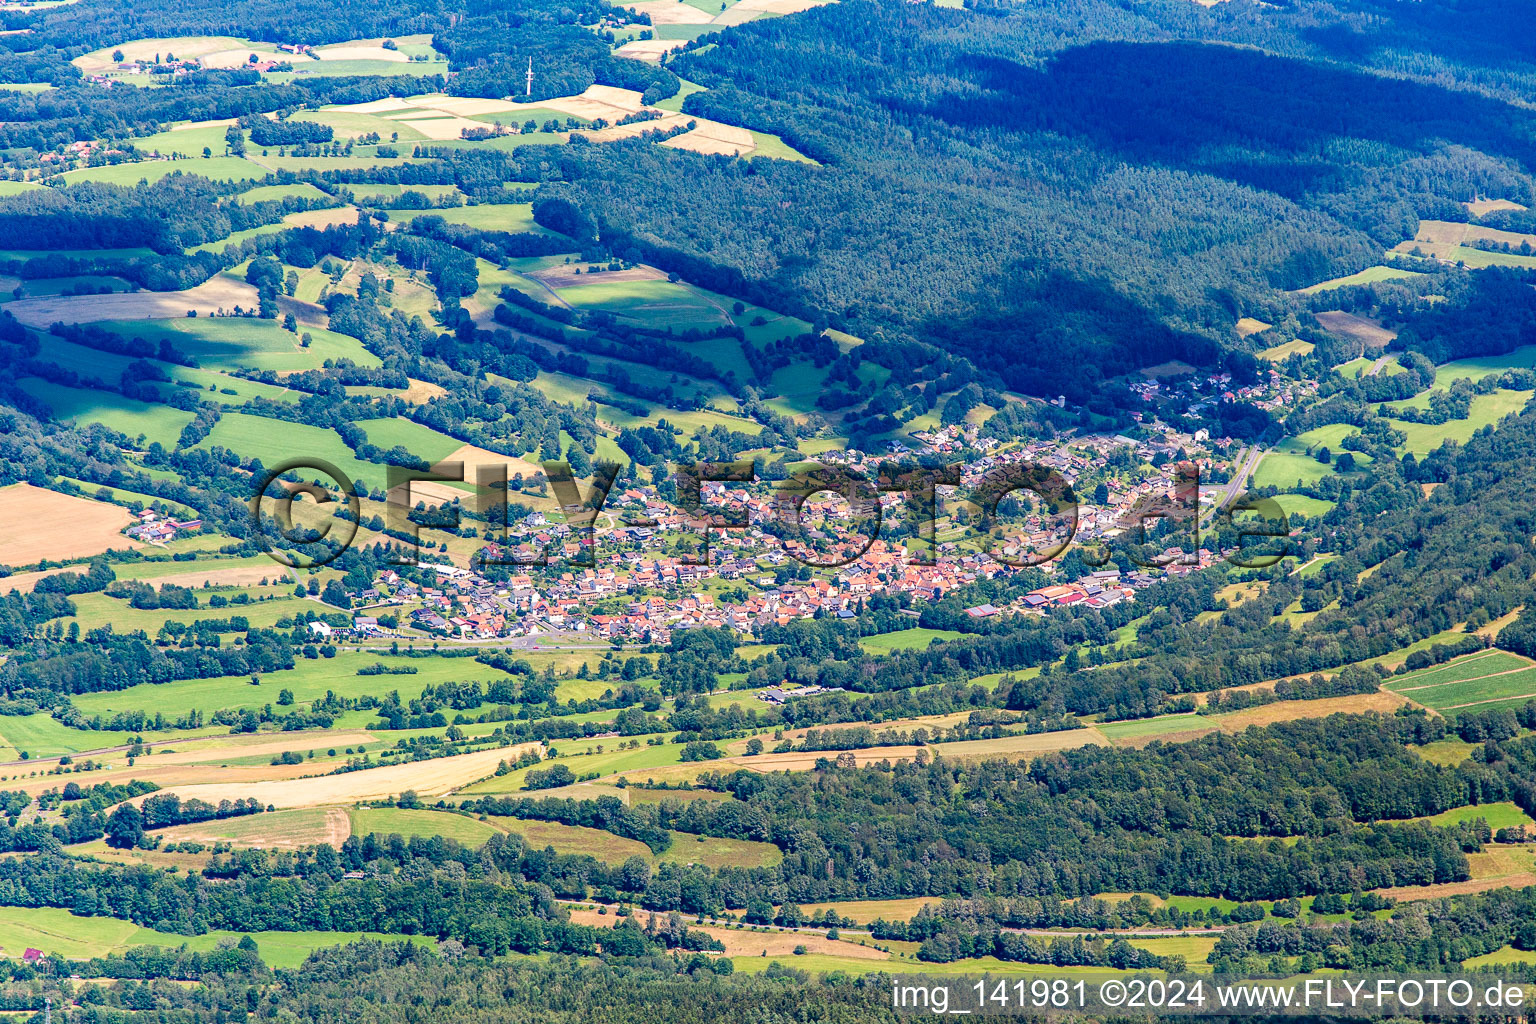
[71,651,517,720]
[99,315,378,373]
[857,627,964,654]
[0,905,432,968]
[15,376,195,447]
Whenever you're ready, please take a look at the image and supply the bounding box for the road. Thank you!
[1199,444,1266,530]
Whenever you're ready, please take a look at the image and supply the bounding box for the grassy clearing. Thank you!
[196,412,379,489]
[72,651,512,720]
[61,157,266,186]
[1258,339,1313,361]
[1408,802,1536,831]
[555,278,732,333]
[657,832,782,870]
[1415,737,1480,767]
[357,417,466,462]
[16,377,194,447]
[1271,494,1334,518]
[100,317,377,373]
[30,336,297,408]
[857,627,964,654]
[0,905,431,968]
[1465,946,1536,967]
[349,806,504,846]
[0,713,133,759]
[388,203,554,234]
[1386,390,1534,456]
[1295,266,1426,295]
[1097,714,1214,743]
[1431,346,1536,388]
[500,818,652,864]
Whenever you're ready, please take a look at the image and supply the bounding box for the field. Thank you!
[1314,310,1396,349]
[1386,650,1536,712]
[1271,494,1335,518]
[61,156,267,186]
[1256,339,1312,361]
[4,275,260,328]
[99,315,377,372]
[1385,389,1534,456]
[502,819,652,864]
[0,712,134,760]
[15,377,195,447]
[145,743,538,809]
[0,905,431,968]
[857,627,964,653]
[1430,345,1536,388]
[656,833,783,869]
[71,651,518,720]
[349,806,505,846]
[157,807,347,849]
[196,412,381,490]
[387,204,552,235]
[1409,802,1535,831]
[1295,265,1426,295]
[0,482,140,566]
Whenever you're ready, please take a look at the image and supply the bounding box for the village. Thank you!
[337,420,1246,646]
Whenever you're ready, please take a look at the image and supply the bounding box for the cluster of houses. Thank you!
[1126,366,1316,417]
[124,509,203,544]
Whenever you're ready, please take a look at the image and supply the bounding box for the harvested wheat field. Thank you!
[1314,310,1396,350]
[137,565,293,589]
[391,116,487,141]
[543,85,646,122]
[341,97,422,114]
[4,761,323,798]
[1212,690,1408,730]
[285,207,359,229]
[139,731,379,767]
[1465,198,1527,216]
[1375,873,1536,902]
[624,0,717,23]
[156,807,350,849]
[584,113,694,144]
[5,276,260,328]
[1234,317,1271,337]
[563,909,890,960]
[140,743,538,809]
[661,121,756,156]
[614,39,684,63]
[0,484,138,565]
[724,727,1107,772]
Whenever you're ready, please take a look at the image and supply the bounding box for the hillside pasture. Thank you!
[70,651,507,720]
[61,157,266,186]
[194,412,380,490]
[102,315,378,372]
[0,905,432,968]
[1386,389,1534,456]
[15,377,195,448]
